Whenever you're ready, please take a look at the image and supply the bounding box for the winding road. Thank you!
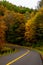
[0,46,43,65]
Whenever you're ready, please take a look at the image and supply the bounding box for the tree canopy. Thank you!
[0,0,43,50]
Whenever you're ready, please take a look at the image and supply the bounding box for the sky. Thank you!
[6,0,41,9]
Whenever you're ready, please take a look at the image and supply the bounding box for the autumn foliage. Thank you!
[0,1,43,50]
[25,7,43,46]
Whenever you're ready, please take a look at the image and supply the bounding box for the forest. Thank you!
[0,0,43,50]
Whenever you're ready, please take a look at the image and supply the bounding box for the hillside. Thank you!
[0,0,43,50]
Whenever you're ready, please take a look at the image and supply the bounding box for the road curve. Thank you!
[0,46,43,65]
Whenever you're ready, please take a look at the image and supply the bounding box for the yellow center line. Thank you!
[6,50,29,65]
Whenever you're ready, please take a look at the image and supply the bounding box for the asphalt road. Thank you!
[0,46,43,65]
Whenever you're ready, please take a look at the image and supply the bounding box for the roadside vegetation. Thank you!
[33,47,43,55]
[0,45,19,56]
[0,0,43,56]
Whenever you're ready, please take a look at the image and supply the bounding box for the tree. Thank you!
[4,11,26,45]
[0,1,33,14]
[25,17,36,46]
[38,0,43,8]
[25,7,43,47]
[0,19,7,50]
[0,6,7,50]
[34,7,43,46]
